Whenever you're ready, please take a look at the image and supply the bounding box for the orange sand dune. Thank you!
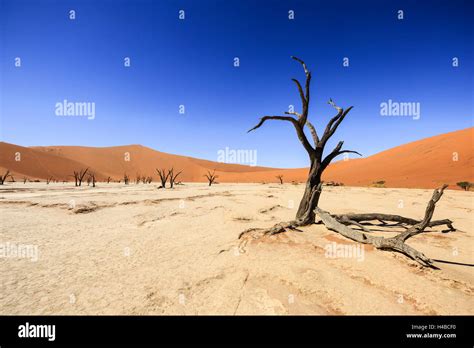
[322,127,473,189]
[0,127,472,188]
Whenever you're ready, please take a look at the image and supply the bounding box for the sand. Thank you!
[0,182,472,315]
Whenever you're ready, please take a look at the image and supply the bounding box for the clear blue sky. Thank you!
[1,0,472,168]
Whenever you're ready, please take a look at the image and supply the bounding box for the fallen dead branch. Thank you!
[315,185,454,268]
[239,185,456,268]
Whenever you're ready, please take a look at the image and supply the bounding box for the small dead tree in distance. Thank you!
[0,170,12,185]
[204,169,219,186]
[168,168,182,189]
[240,57,455,268]
[123,173,130,185]
[88,172,96,187]
[156,169,170,188]
[73,168,89,187]
[276,175,284,184]
[46,176,53,184]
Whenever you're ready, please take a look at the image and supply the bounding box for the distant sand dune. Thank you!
[0,127,472,189]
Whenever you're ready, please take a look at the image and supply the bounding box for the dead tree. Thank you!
[0,170,12,185]
[168,168,182,189]
[106,176,112,184]
[156,169,170,188]
[46,176,53,184]
[204,169,219,186]
[276,175,284,184]
[239,57,456,268]
[23,176,28,184]
[146,176,153,184]
[88,172,96,187]
[73,168,89,187]
[123,173,130,185]
[246,56,360,226]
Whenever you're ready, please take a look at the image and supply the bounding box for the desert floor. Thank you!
[0,183,472,315]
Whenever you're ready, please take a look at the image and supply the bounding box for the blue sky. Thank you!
[1,0,472,168]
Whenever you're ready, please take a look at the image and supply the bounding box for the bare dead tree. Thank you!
[146,176,153,184]
[239,57,456,268]
[247,56,360,226]
[88,172,96,187]
[168,168,182,189]
[276,175,284,184]
[0,170,12,185]
[73,168,89,187]
[106,176,112,184]
[23,176,28,184]
[204,169,219,186]
[123,173,130,185]
[156,168,170,188]
[46,176,53,184]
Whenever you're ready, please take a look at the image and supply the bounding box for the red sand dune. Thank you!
[0,127,472,189]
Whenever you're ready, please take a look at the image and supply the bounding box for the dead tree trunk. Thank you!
[156,169,169,188]
[247,57,360,226]
[276,175,284,184]
[88,173,96,187]
[168,168,182,189]
[123,173,130,185]
[0,170,12,185]
[205,169,219,186]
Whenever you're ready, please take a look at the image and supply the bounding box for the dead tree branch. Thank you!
[316,185,454,268]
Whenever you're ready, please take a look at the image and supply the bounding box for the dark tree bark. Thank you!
[248,57,360,226]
